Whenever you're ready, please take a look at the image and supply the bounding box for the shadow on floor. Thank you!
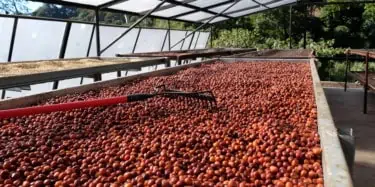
[324,88,375,187]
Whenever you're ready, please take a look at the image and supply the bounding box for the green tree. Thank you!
[0,0,29,14]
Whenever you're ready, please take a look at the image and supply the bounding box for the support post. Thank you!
[289,5,292,49]
[210,26,213,48]
[364,52,369,114]
[86,25,95,57]
[132,28,142,53]
[344,53,349,92]
[8,17,18,62]
[4,17,19,98]
[188,31,195,50]
[168,20,171,51]
[344,52,349,92]
[1,90,5,100]
[101,0,168,54]
[161,28,169,51]
[95,9,101,57]
[303,5,307,49]
[194,31,201,49]
[53,21,72,90]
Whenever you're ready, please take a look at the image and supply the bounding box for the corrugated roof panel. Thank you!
[210,0,258,14]
[228,6,267,17]
[268,0,296,8]
[110,0,171,13]
[63,0,112,6]
[206,16,228,23]
[189,0,231,7]
[177,11,214,21]
[153,6,194,17]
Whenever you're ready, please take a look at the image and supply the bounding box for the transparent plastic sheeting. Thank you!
[0,18,13,62]
[34,0,297,23]
[134,29,167,53]
[181,31,194,50]
[12,19,66,61]
[170,30,187,50]
[65,23,93,58]
[89,26,140,57]
[196,32,210,49]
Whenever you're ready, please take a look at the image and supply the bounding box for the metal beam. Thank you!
[198,0,285,22]
[100,0,168,54]
[164,0,233,19]
[161,29,169,51]
[364,52,369,114]
[188,32,195,50]
[251,0,269,8]
[7,17,18,62]
[168,20,171,51]
[0,58,167,89]
[54,21,72,90]
[170,0,240,49]
[194,31,200,49]
[95,9,101,57]
[98,0,129,9]
[140,0,198,14]
[86,25,96,57]
[171,0,234,19]
[132,28,142,53]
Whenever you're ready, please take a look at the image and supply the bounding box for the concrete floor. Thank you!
[324,87,375,187]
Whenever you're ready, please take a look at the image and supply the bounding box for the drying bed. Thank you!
[0,59,352,186]
[0,57,168,89]
[228,49,314,59]
[0,58,158,78]
[116,48,256,60]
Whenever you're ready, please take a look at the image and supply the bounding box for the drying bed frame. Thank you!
[226,49,315,59]
[0,57,353,187]
[0,57,168,97]
[116,48,256,64]
[344,49,375,114]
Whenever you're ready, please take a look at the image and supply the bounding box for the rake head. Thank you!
[154,85,217,108]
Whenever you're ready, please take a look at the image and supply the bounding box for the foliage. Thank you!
[0,0,29,14]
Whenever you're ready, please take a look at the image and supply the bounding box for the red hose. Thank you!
[0,96,128,119]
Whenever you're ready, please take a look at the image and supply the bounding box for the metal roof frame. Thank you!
[28,0,294,24]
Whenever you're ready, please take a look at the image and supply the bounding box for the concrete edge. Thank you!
[310,58,353,187]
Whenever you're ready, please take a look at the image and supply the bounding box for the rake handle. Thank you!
[0,94,155,119]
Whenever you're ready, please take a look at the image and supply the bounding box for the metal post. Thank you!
[194,31,201,49]
[170,0,240,49]
[180,31,187,50]
[188,32,195,50]
[364,52,369,114]
[289,5,292,49]
[161,29,169,51]
[95,9,101,57]
[101,0,168,54]
[53,21,72,90]
[8,17,18,62]
[303,5,307,49]
[1,90,5,100]
[168,20,171,51]
[132,28,142,53]
[344,52,349,92]
[210,26,213,48]
[86,25,95,57]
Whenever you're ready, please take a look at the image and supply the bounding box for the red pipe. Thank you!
[0,96,128,119]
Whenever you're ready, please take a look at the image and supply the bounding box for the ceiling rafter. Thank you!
[161,0,233,19]
[140,0,198,14]
[170,0,235,19]
[98,0,129,9]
